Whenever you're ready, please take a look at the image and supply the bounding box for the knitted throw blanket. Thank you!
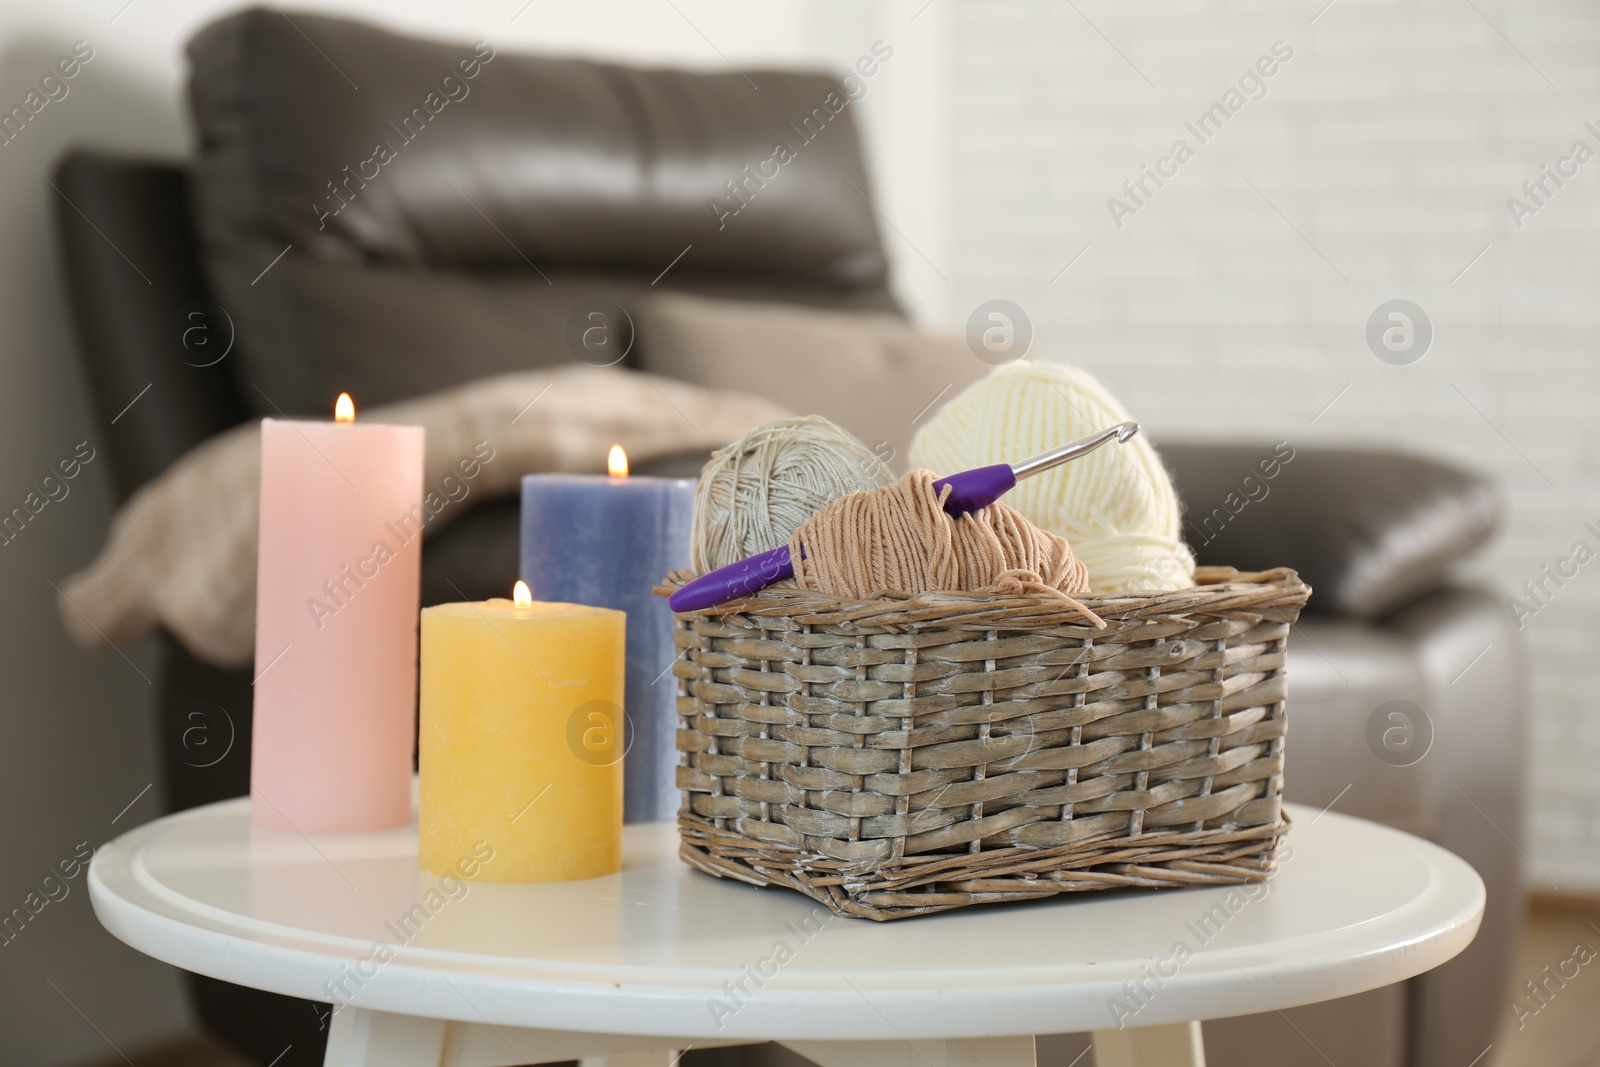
[59,367,790,667]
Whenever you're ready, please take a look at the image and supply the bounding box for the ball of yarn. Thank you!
[691,415,895,572]
[791,470,1097,619]
[909,362,1194,593]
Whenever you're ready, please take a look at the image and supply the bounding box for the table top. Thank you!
[90,799,1483,1041]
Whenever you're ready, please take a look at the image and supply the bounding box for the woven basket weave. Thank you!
[660,566,1310,920]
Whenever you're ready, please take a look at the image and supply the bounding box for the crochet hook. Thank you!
[668,421,1139,612]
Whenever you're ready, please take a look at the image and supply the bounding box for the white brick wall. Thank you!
[945,0,1600,889]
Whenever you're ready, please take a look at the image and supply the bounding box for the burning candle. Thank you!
[251,393,425,833]
[418,581,625,882]
[520,446,695,823]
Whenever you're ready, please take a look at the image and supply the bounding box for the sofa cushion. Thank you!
[1162,443,1501,619]
[217,257,898,414]
[230,260,636,414]
[185,9,897,414]
[634,291,987,466]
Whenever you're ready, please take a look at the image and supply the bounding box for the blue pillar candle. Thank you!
[520,455,695,823]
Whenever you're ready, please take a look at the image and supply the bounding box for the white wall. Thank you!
[0,2,947,1062]
[946,0,1596,889]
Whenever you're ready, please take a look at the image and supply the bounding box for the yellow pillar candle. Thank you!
[419,582,625,883]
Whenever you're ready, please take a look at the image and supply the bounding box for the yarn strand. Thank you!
[789,471,1105,627]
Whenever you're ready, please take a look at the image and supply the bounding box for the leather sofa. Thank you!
[52,10,1523,1067]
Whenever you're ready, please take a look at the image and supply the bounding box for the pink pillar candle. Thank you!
[251,403,425,832]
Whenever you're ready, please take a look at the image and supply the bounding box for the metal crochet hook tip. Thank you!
[1010,420,1140,480]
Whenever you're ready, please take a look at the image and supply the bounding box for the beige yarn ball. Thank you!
[909,361,1194,593]
[691,415,895,572]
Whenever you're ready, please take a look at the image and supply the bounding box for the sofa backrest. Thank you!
[184,8,900,417]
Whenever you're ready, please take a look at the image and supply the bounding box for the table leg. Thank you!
[327,1011,753,1067]
[1091,1021,1206,1067]
[324,1007,446,1066]
[779,1037,1036,1066]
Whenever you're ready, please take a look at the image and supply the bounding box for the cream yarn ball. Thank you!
[691,415,895,572]
[909,361,1194,593]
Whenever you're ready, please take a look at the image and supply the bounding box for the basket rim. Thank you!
[656,565,1310,628]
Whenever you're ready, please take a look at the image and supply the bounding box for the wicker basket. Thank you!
[659,566,1311,920]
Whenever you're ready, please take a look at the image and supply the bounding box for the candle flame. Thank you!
[607,444,629,478]
[513,580,533,607]
[334,393,355,423]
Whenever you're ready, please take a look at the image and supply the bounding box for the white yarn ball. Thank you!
[691,416,895,572]
[909,361,1194,593]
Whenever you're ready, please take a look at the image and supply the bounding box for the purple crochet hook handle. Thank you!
[667,422,1138,613]
[670,543,800,612]
[935,463,1017,517]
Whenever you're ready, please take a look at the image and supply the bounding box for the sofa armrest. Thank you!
[1161,442,1502,619]
[53,150,248,503]
[1380,585,1526,1067]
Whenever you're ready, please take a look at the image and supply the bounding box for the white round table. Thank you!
[90,799,1483,1067]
